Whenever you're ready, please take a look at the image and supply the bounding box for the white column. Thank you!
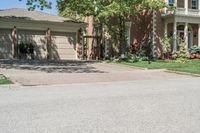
[199,0,200,9]
[198,0,200,15]
[185,0,188,13]
[174,0,177,7]
[173,20,177,52]
[164,22,168,38]
[198,24,200,47]
[184,23,188,49]
[164,0,168,13]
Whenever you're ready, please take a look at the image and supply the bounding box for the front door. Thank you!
[178,31,184,44]
[178,31,193,49]
[188,32,192,48]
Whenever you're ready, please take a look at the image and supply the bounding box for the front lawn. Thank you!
[0,75,13,85]
[113,59,200,74]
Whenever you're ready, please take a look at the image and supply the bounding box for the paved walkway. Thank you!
[0,60,193,86]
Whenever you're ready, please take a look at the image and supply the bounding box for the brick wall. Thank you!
[191,24,198,45]
[130,9,165,58]
[130,11,152,50]
[177,0,185,8]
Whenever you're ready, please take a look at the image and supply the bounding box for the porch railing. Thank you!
[164,8,200,16]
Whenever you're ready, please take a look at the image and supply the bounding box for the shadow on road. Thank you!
[0,60,106,73]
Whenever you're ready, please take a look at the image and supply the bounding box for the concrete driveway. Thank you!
[0,60,193,86]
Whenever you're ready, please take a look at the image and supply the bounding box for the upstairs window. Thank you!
[168,0,174,6]
[192,0,198,9]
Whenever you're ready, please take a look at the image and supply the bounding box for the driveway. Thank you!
[0,60,193,86]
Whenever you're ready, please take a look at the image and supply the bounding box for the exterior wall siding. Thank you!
[0,29,13,59]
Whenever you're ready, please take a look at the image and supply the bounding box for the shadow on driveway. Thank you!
[0,59,106,73]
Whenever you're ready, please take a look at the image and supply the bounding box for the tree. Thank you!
[19,0,52,10]
[57,0,168,57]
[21,0,169,57]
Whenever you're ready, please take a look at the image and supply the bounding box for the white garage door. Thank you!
[18,30,46,59]
[0,29,13,59]
[52,32,76,60]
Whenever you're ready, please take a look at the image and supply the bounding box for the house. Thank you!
[0,8,86,60]
[130,0,200,57]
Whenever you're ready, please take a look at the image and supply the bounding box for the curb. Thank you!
[164,70,200,77]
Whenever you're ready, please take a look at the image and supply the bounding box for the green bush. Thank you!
[161,37,172,59]
[189,45,200,54]
[172,41,189,63]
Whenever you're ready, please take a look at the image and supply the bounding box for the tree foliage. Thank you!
[19,0,52,10]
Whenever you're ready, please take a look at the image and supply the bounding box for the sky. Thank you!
[0,0,58,15]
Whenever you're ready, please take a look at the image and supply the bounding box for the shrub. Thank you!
[189,45,200,54]
[188,46,200,59]
[161,37,172,59]
[19,43,28,54]
[172,41,189,63]
[18,43,34,59]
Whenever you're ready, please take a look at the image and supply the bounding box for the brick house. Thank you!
[130,0,200,58]
[84,0,200,59]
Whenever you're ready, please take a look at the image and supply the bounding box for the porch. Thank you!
[162,0,200,52]
[163,16,200,52]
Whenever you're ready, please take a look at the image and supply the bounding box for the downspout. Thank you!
[152,10,157,59]
[12,26,18,59]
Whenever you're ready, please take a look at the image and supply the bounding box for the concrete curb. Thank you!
[0,84,22,89]
[164,70,200,77]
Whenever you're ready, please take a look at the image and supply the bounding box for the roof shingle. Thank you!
[0,8,80,23]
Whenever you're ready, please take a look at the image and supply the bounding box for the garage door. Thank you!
[52,32,76,60]
[0,29,12,59]
[18,30,46,59]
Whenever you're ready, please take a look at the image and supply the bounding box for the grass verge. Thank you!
[109,59,200,75]
[0,75,13,85]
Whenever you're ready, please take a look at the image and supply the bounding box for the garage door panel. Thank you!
[18,30,46,59]
[58,50,75,54]
[57,43,75,49]
[59,55,76,60]
[0,29,13,59]
[52,38,74,45]
[52,32,76,60]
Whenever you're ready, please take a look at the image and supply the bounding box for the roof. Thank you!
[0,8,81,23]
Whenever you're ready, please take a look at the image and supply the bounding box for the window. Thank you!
[168,0,174,6]
[192,0,198,9]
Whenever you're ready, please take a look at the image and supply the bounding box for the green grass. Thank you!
[113,59,200,74]
[0,75,13,85]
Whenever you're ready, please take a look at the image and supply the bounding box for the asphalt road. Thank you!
[0,77,200,133]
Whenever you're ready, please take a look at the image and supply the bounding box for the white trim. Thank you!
[0,18,85,32]
[174,0,177,7]
[185,0,188,13]
[164,22,168,37]
[173,20,177,52]
[184,23,188,49]
[199,0,200,12]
